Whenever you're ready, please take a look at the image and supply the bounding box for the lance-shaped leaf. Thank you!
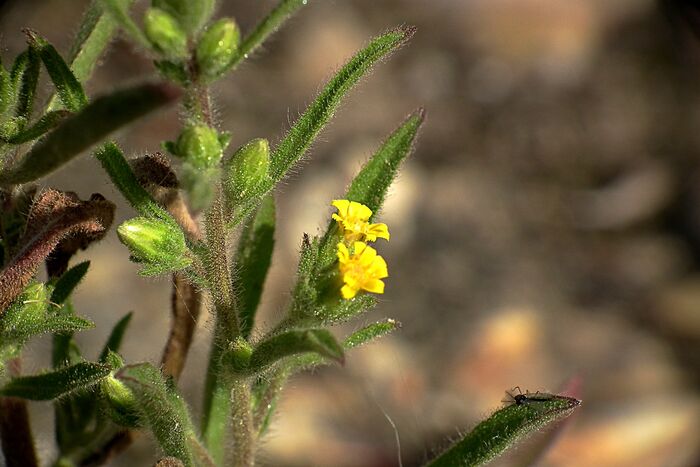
[234,194,275,338]
[226,0,308,73]
[96,142,177,224]
[116,363,199,466]
[100,0,153,50]
[11,48,40,121]
[0,82,180,185]
[427,394,582,467]
[229,329,344,375]
[99,312,133,362]
[1,110,71,144]
[346,108,424,214]
[26,30,88,112]
[0,362,110,400]
[0,190,114,313]
[0,60,13,116]
[50,261,90,305]
[270,26,415,183]
[290,318,401,372]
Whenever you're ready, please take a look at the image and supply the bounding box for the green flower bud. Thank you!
[117,217,191,276]
[180,163,219,211]
[143,8,188,59]
[101,375,141,427]
[175,124,223,168]
[224,337,253,374]
[152,0,215,34]
[224,138,270,204]
[196,18,240,80]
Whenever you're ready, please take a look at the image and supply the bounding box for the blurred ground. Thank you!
[3,0,700,466]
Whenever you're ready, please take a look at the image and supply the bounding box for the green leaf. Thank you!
[26,30,88,112]
[427,394,582,467]
[116,363,199,466]
[0,82,180,185]
[11,48,40,121]
[1,110,71,144]
[99,312,133,362]
[0,60,12,115]
[51,261,90,305]
[235,194,275,338]
[346,109,424,215]
[269,26,415,183]
[227,0,308,73]
[95,142,177,224]
[0,362,111,400]
[232,328,344,375]
[289,318,401,371]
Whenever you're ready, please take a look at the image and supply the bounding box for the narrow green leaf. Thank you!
[98,312,133,362]
[51,261,90,305]
[427,394,582,467]
[289,318,401,371]
[45,0,132,111]
[26,30,88,112]
[0,60,12,115]
[236,328,344,375]
[344,318,401,348]
[346,108,424,214]
[116,363,198,466]
[96,142,177,224]
[235,194,275,338]
[269,26,415,182]
[12,48,40,120]
[0,82,180,185]
[0,362,111,400]
[1,110,70,144]
[100,0,153,50]
[227,0,308,73]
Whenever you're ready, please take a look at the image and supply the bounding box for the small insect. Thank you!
[502,386,556,406]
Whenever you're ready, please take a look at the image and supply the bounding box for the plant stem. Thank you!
[0,359,39,467]
[231,380,255,467]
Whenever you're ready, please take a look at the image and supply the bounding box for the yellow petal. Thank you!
[341,284,358,299]
[332,199,350,217]
[347,201,372,222]
[363,279,385,294]
[365,223,390,242]
[336,242,350,263]
[370,255,389,278]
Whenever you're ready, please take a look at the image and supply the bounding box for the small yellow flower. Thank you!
[337,241,388,299]
[331,199,390,242]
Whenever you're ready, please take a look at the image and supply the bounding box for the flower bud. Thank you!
[143,8,188,59]
[117,217,191,276]
[224,138,270,204]
[152,0,215,34]
[196,18,240,80]
[180,163,219,211]
[101,375,140,427]
[174,124,223,169]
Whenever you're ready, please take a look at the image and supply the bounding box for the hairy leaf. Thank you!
[0,82,180,185]
[99,312,133,362]
[0,190,114,313]
[11,48,40,121]
[50,261,90,305]
[0,362,110,400]
[427,394,582,467]
[1,110,71,144]
[116,363,198,466]
[234,194,275,338]
[26,30,88,112]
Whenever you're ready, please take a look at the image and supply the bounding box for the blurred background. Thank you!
[3,0,700,465]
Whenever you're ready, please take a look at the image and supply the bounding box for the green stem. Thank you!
[231,380,255,467]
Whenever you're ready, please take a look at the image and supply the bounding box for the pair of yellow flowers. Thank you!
[332,200,390,300]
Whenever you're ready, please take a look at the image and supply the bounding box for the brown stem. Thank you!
[161,272,203,379]
[0,359,39,467]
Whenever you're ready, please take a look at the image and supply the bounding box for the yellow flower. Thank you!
[336,241,388,299]
[331,199,390,242]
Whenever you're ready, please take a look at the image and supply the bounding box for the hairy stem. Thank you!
[231,380,255,467]
[0,359,39,467]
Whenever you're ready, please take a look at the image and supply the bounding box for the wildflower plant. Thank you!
[0,1,581,466]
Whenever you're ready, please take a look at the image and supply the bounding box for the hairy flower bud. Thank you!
[101,374,140,427]
[143,8,188,59]
[174,124,223,168]
[152,0,215,34]
[117,217,191,275]
[196,18,240,80]
[224,138,270,205]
